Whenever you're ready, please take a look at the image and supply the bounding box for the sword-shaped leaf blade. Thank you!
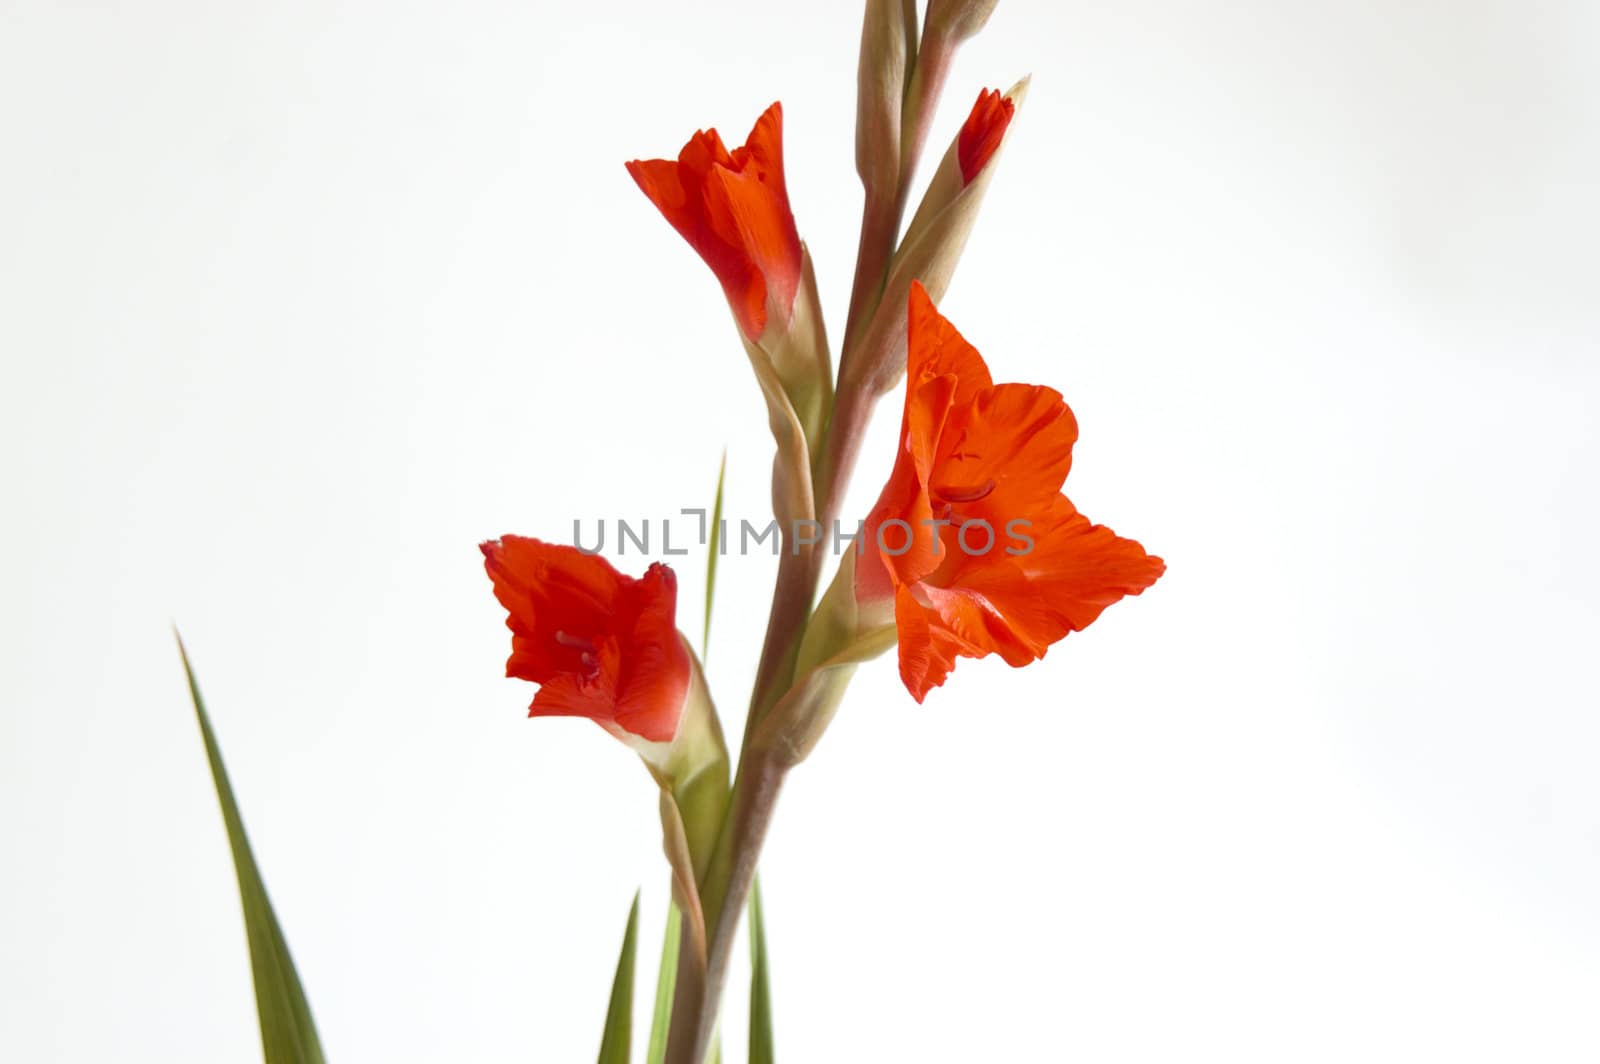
[703,449,727,659]
[645,902,683,1064]
[597,891,641,1064]
[749,876,774,1064]
[177,633,326,1064]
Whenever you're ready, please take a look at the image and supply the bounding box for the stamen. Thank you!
[554,629,598,655]
[934,478,997,503]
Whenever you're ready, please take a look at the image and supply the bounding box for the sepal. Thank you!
[749,549,895,765]
[658,791,710,970]
[743,243,832,466]
[626,640,729,876]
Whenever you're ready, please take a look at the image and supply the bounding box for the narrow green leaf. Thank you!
[702,449,727,659]
[749,876,775,1064]
[176,632,326,1064]
[597,891,641,1064]
[644,903,683,1064]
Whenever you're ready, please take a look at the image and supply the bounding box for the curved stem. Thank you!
[740,528,823,749]
[740,374,876,750]
[663,755,788,1064]
[663,29,963,1064]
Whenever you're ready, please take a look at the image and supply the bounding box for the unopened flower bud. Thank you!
[924,0,999,45]
[846,77,1029,398]
[856,0,917,204]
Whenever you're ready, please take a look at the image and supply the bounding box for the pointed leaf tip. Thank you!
[645,902,684,1064]
[749,876,775,1064]
[702,450,728,659]
[178,636,326,1064]
[598,891,642,1064]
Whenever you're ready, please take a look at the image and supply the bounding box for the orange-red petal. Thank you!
[894,584,958,703]
[610,564,691,742]
[863,286,1165,701]
[889,503,1163,700]
[933,381,1078,524]
[481,538,689,743]
[627,103,802,342]
[906,282,992,416]
[1003,496,1166,634]
[481,537,620,685]
[957,88,1015,186]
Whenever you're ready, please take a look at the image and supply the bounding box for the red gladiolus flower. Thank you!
[957,88,1015,185]
[627,102,803,343]
[481,536,690,743]
[856,283,1165,702]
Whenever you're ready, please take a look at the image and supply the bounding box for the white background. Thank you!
[3,1,1597,1060]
